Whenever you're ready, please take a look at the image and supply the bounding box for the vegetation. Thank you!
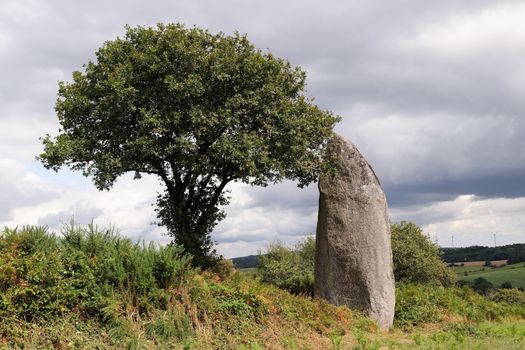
[452,262,525,290]
[0,224,195,322]
[38,23,339,267]
[256,222,456,296]
[395,283,525,328]
[258,237,315,296]
[391,221,456,287]
[1,225,525,349]
[442,244,525,264]
[231,254,259,269]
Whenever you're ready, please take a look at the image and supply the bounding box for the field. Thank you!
[453,262,525,289]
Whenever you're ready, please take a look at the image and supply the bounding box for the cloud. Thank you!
[338,108,525,205]
[37,203,103,229]
[1,0,524,257]
[0,160,59,221]
[392,195,525,248]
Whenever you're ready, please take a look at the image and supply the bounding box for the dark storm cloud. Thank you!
[387,170,525,207]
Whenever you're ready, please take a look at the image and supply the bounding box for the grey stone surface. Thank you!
[314,133,395,330]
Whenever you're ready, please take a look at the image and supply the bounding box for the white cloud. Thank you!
[400,3,525,60]
[392,195,525,247]
[5,171,166,243]
[0,159,59,221]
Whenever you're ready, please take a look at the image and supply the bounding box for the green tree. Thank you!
[472,277,494,296]
[38,24,339,267]
[391,221,456,287]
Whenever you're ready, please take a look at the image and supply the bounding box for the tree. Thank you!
[391,221,456,287]
[472,277,494,296]
[500,281,513,289]
[38,24,339,267]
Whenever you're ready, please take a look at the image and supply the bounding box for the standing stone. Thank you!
[314,134,395,330]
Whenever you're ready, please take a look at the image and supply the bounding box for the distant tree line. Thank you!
[442,244,525,264]
[231,254,259,269]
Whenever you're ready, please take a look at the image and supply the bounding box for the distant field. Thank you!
[453,262,525,289]
[238,267,257,274]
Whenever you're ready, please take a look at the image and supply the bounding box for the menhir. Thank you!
[314,133,395,330]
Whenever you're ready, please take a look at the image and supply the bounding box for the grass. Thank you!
[452,263,525,289]
[1,225,525,349]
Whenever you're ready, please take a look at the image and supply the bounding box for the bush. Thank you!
[211,259,236,281]
[0,224,195,320]
[489,288,525,306]
[500,281,513,289]
[395,284,525,328]
[391,221,456,287]
[472,277,495,296]
[258,237,315,296]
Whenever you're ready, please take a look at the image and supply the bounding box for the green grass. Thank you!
[453,263,525,289]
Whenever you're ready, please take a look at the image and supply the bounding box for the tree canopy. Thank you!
[39,24,339,266]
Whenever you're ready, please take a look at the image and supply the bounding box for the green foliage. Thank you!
[209,282,268,318]
[2,225,525,349]
[38,23,340,267]
[395,284,525,328]
[442,243,525,264]
[500,281,513,289]
[489,288,525,307]
[391,221,456,287]
[471,277,495,296]
[0,224,195,321]
[145,305,194,344]
[258,237,315,296]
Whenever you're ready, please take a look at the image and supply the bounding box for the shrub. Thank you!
[472,277,495,296]
[211,259,236,281]
[395,284,525,328]
[0,224,195,320]
[258,237,315,296]
[489,288,525,306]
[391,221,456,287]
[500,281,513,289]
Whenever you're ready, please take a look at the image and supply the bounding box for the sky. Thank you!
[1,0,525,257]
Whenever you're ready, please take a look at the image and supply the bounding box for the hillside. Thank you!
[453,263,525,289]
[2,226,525,349]
[231,254,259,269]
[442,244,525,264]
